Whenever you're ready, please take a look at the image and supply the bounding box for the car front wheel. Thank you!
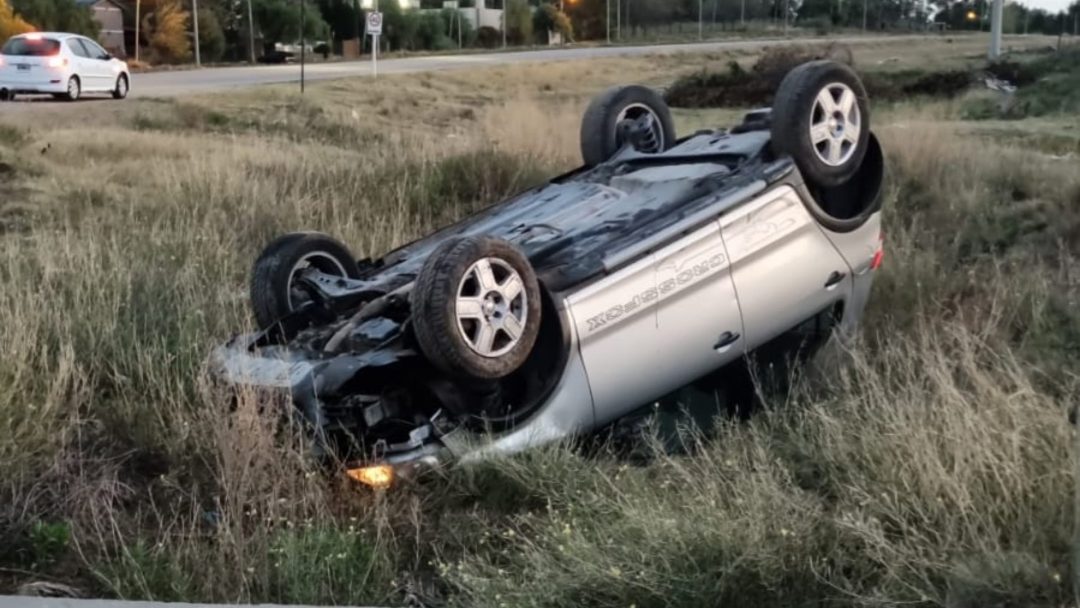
[249,232,362,329]
[113,74,129,100]
[412,235,542,381]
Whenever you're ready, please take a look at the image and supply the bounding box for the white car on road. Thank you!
[0,32,130,101]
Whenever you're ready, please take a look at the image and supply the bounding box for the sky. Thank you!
[1023,0,1073,12]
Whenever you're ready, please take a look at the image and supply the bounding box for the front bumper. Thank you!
[211,335,450,480]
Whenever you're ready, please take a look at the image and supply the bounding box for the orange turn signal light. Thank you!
[345,464,394,489]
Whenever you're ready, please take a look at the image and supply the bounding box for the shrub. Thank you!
[533,2,572,43]
[505,0,533,45]
[476,25,499,48]
[0,0,32,42]
[196,8,225,62]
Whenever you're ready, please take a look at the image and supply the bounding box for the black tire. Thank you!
[580,85,677,167]
[0,90,11,102]
[770,60,870,188]
[249,232,361,329]
[112,74,129,100]
[63,76,80,102]
[412,236,542,380]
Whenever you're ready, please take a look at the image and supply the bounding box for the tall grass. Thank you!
[0,55,1077,606]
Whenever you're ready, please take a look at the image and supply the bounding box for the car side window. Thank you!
[67,39,89,58]
[79,39,108,60]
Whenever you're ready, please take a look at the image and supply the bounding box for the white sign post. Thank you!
[367,11,382,77]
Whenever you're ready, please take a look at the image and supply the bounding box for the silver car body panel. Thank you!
[720,185,854,350]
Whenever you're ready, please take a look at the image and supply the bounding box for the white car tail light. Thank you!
[47,56,68,68]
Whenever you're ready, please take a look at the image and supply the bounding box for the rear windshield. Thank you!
[1,37,61,56]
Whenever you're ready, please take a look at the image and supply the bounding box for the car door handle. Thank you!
[824,271,847,288]
[713,331,741,352]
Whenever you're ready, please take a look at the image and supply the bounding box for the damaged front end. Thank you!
[211,271,497,483]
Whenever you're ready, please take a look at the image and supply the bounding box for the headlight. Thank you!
[345,464,394,489]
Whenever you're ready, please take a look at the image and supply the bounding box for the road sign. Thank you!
[367,11,383,35]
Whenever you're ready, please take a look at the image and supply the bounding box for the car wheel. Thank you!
[0,90,11,102]
[412,235,542,380]
[112,74,129,100]
[770,60,870,188]
[249,232,362,329]
[63,76,81,102]
[580,85,677,167]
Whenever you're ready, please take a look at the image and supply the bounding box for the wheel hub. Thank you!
[809,82,861,167]
[455,258,528,358]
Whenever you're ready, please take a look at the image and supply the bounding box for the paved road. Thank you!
[105,35,931,98]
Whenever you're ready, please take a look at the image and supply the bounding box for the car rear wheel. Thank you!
[113,74,129,100]
[580,85,676,167]
[249,232,362,329]
[770,60,870,188]
[412,236,542,380]
[63,76,80,102]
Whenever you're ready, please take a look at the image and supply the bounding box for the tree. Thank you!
[197,7,225,60]
[140,0,191,62]
[505,0,532,44]
[0,0,33,41]
[533,2,572,42]
[10,0,99,36]
[252,0,328,45]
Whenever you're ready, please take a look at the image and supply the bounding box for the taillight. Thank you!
[47,56,68,68]
[870,232,884,270]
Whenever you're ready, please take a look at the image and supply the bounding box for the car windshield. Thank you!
[1,37,61,56]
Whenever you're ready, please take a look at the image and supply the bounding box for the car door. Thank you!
[567,252,659,427]
[652,222,745,391]
[76,38,111,90]
[64,39,95,89]
[719,185,853,350]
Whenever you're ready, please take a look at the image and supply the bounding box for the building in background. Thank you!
[75,0,126,57]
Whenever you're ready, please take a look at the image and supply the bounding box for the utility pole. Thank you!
[783,0,789,35]
[617,0,621,39]
[699,0,708,39]
[741,0,745,25]
[699,0,708,38]
[192,0,201,66]
[134,0,140,62]
[988,0,1002,59]
[300,0,306,93]
[606,0,611,43]
[246,0,256,62]
[862,0,867,31]
[502,0,507,47]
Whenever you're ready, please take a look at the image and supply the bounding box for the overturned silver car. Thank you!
[212,60,885,486]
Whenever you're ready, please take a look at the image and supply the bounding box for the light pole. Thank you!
[300,0,306,93]
[192,0,200,66]
[246,0,256,62]
[503,0,507,48]
[134,0,140,62]
[862,0,867,31]
[988,0,1003,58]
[698,0,703,39]
[606,0,611,43]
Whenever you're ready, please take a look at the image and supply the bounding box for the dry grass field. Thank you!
[0,35,1077,607]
